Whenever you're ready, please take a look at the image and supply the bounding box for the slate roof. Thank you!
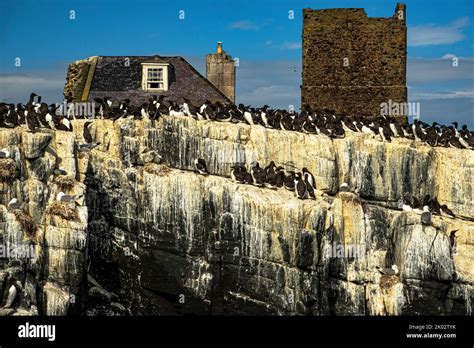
[88,56,230,105]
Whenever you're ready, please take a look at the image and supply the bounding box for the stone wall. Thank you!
[63,57,96,101]
[206,44,236,103]
[302,4,407,120]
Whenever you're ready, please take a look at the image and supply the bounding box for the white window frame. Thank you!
[141,63,169,91]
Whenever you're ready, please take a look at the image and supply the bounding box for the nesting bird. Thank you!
[194,158,209,175]
[376,265,399,276]
[0,148,10,158]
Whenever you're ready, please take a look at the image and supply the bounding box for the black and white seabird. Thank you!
[182,97,200,118]
[275,166,285,187]
[440,204,455,218]
[376,264,399,276]
[283,170,296,191]
[339,182,350,192]
[294,172,307,199]
[302,167,316,189]
[83,121,94,143]
[25,105,40,132]
[401,197,413,212]
[169,101,185,117]
[264,161,278,189]
[259,105,271,128]
[194,158,209,175]
[238,104,254,126]
[230,164,245,183]
[420,206,432,225]
[3,279,17,308]
[449,230,458,255]
[54,167,68,176]
[411,196,423,214]
[7,198,21,210]
[250,161,265,186]
[304,176,316,199]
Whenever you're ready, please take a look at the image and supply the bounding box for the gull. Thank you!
[376,264,399,276]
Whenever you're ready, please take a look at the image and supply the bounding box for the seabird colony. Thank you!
[0,93,469,287]
[1,93,473,149]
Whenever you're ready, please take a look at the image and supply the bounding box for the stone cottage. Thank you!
[63,43,235,106]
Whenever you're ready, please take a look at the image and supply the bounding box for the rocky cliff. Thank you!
[0,116,472,316]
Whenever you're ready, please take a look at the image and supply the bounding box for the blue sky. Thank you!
[0,0,473,126]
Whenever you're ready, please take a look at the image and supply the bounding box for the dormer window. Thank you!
[141,63,169,91]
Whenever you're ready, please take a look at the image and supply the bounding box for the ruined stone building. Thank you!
[302,3,407,120]
[63,43,235,106]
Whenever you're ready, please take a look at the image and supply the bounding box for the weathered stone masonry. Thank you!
[302,4,407,121]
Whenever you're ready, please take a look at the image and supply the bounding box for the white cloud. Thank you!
[0,75,64,87]
[441,53,457,60]
[280,42,302,50]
[229,20,259,31]
[408,17,470,47]
[411,89,474,100]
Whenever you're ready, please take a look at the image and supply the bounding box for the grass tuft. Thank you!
[380,274,399,292]
[0,159,18,183]
[54,175,76,191]
[12,209,37,240]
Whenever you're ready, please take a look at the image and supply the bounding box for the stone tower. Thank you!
[301,3,407,121]
[206,42,236,103]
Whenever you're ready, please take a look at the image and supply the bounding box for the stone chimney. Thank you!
[206,42,235,103]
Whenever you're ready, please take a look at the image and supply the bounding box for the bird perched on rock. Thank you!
[449,230,458,255]
[283,170,296,191]
[275,166,285,188]
[250,161,265,187]
[304,175,316,199]
[264,161,278,189]
[294,172,307,199]
[3,278,18,308]
[0,148,10,158]
[440,204,455,218]
[401,197,413,212]
[83,121,94,143]
[54,167,68,176]
[339,182,350,192]
[302,167,316,189]
[230,164,245,183]
[376,264,399,276]
[182,97,200,118]
[56,192,81,205]
[7,198,21,210]
[194,158,209,175]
